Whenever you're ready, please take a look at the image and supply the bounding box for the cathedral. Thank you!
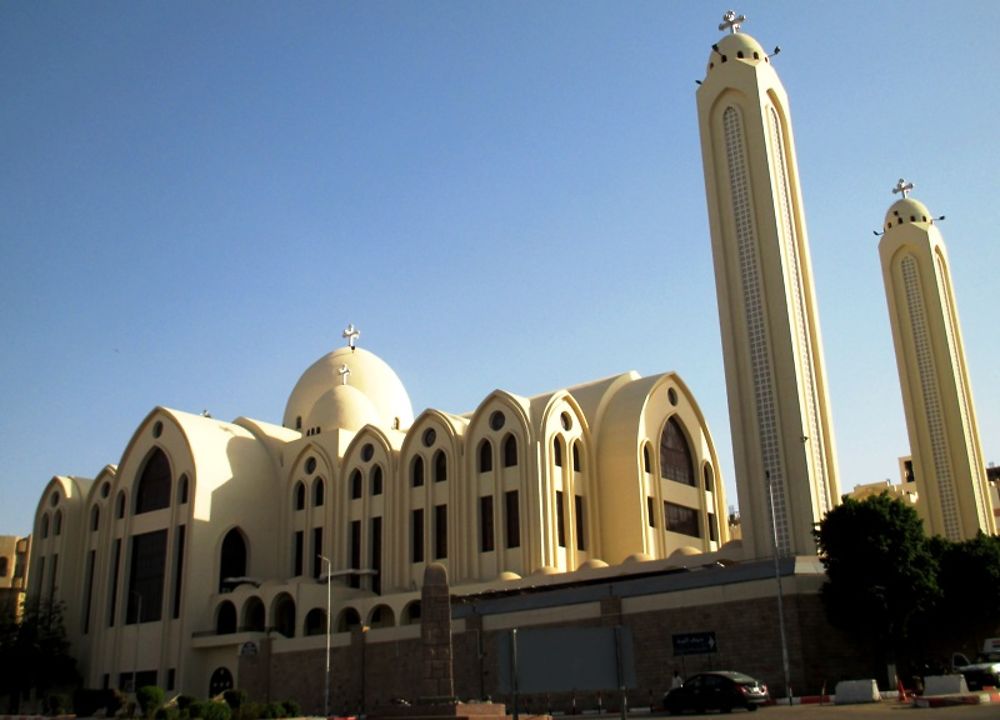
[23,11,994,709]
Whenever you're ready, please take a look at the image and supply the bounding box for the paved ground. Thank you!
[639,702,998,719]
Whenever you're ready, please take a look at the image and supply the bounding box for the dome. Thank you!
[884,197,934,232]
[304,385,380,434]
[707,32,767,72]
[284,346,414,431]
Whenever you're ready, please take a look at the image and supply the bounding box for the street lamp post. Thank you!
[765,472,793,705]
[319,555,332,719]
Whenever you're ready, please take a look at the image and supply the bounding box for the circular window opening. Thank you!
[305,457,317,475]
[101,481,110,498]
[422,428,437,447]
[560,412,572,431]
[361,444,374,462]
[489,411,506,431]
[667,388,679,406]
[152,421,163,438]
[49,492,59,508]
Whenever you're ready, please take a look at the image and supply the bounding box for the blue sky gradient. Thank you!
[2,1,997,536]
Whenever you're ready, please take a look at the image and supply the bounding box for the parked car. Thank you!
[663,671,770,714]
[951,650,1000,691]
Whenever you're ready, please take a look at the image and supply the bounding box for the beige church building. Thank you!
[21,11,995,711]
[28,337,733,698]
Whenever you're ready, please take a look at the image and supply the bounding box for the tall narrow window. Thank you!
[434,450,447,483]
[116,492,126,519]
[556,491,566,548]
[41,514,49,539]
[704,464,714,492]
[135,448,172,514]
[503,434,518,467]
[313,478,324,507]
[411,457,424,487]
[172,525,185,619]
[647,496,656,527]
[660,417,695,486]
[54,510,62,536]
[293,531,304,576]
[480,496,494,552]
[108,539,121,626]
[371,517,382,595]
[553,438,563,467]
[505,491,520,548]
[664,501,700,538]
[371,466,383,495]
[219,528,247,592]
[350,521,361,588]
[573,442,582,472]
[478,441,492,473]
[178,475,189,504]
[643,444,651,474]
[48,554,59,601]
[434,505,448,559]
[575,495,586,551]
[294,482,305,510]
[350,470,363,499]
[312,528,323,578]
[83,550,96,634]
[91,505,100,532]
[127,529,167,623]
[411,509,424,563]
[708,513,719,542]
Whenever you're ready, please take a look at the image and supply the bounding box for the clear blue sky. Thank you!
[2,1,997,537]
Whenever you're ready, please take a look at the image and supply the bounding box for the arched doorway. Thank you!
[219,528,248,592]
[209,666,234,697]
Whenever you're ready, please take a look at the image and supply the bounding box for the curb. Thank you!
[913,690,1000,707]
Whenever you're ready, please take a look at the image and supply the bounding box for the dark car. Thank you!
[663,671,770,714]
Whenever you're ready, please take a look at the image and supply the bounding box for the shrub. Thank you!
[199,701,232,720]
[280,700,299,718]
[155,707,180,720]
[43,693,71,715]
[176,695,196,711]
[263,701,287,718]
[137,686,166,718]
[223,690,248,710]
[235,702,263,720]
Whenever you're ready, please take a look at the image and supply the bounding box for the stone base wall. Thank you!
[239,589,866,714]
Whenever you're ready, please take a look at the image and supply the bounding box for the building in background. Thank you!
[0,534,31,619]
[696,12,840,559]
[878,183,996,539]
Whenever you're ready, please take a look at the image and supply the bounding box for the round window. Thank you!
[668,388,678,406]
[422,428,437,447]
[560,412,572,431]
[152,420,163,438]
[361,443,374,462]
[489,411,506,431]
[305,457,317,475]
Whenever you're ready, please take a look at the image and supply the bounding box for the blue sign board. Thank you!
[672,631,717,656]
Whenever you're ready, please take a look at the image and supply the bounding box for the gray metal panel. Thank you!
[497,626,636,693]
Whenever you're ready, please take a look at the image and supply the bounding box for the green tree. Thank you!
[0,598,79,712]
[927,533,1000,655]
[813,493,939,674]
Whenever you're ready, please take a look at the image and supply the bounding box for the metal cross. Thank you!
[338,364,351,385]
[892,178,914,199]
[342,323,360,350]
[719,10,746,34]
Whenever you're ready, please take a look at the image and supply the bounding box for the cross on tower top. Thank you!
[338,364,351,385]
[342,323,360,350]
[892,178,914,199]
[719,9,747,34]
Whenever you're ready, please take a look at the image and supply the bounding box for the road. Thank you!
[691,702,997,719]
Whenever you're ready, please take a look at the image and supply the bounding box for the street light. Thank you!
[318,555,332,719]
[765,471,792,705]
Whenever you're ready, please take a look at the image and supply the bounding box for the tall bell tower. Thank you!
[696,12,840,558]
[878,180,995,540]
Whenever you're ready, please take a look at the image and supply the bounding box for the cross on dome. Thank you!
[342,323,360,350]
[892,178,914,199]
[338,364,351,385]
[719,10,747,34]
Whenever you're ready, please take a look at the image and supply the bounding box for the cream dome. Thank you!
[884,197,934,232]
[284,346,414,431]
[707,32,767,72]
[305,384,380,433]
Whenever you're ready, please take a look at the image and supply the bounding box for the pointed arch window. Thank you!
[478,440,493,473]
[313,478,325,507]
[433,450,447,483]
[643,444,651,473]
[660,417,694,486]
[371,466,383,495]
[135,447,172,514]
[116,491,126,519]
[553,437,563,467]
[503,434,518,468]
[704,464,714,492]
[350,469,363,499]
[572,441,582,472]
[91,505,100,532]
[178,474,189,504]
[41,514,49,538]
[54,510,62,536]
[219,528,247,593]
[294,482,306,511]
[411,456,425,487]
